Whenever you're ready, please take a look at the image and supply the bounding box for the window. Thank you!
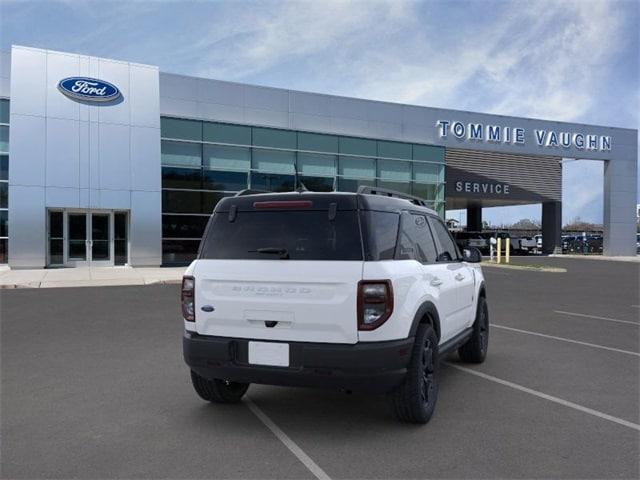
[161,141,201,167]
[114,212,128,266]
[0,126,8,153]
[338,156,375,179]
[162,167,202,189]
[413,163,443,184]
[397,212,437,263]
[252,127,296,149]
[0,210,7,237]
[203,145,250,171]
[337,178,375,192]
[339,137,376,157]
[250,172,295,192]
[0,99,8,124]
[162,239,201,264]
[203,122,250,145]
[202,170,247,191]
[378,159,411,181]
[162,215,209,238]
[428,217,459,261]
[298,132,338,153]
[200,210,363,261]
[378,141,411,160]
[362,211,399,260]
[162,190,202,214]
[0,155,8,180]
[161,117,202,141]
[413,144,445,163]
[297,153,336,177]
[0,183,7,208]
[298,176,334,192]
[252,149,295,174]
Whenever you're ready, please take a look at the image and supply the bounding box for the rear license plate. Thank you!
[248,341,290,367]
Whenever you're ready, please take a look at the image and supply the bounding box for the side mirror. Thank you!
[462,247,482,263]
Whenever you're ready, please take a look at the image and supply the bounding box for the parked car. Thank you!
[182,188,489,424]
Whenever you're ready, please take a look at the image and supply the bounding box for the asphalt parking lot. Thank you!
[1,257,639,479]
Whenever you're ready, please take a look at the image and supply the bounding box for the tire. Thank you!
[190,370,249,403]
[388,324,439,424]
[458,296,489,363]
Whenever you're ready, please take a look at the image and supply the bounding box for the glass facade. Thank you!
[0,99,8,264]
[160,116,445,265]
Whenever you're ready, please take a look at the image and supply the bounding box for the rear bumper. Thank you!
[183,331,414,393]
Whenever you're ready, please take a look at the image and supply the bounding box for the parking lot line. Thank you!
[246,397,331,480]
[446,364,640,432]
[492,324,640,357]
[554,310,640,326]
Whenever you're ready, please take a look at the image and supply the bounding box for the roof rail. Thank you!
[234,189,271,197]
[356,186,429,207]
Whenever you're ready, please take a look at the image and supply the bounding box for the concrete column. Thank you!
[542,201,562,254]
[603,153,637,256]
[467,205,482,232]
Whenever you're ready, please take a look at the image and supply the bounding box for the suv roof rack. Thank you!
[356,186,429,207]
[234,189,271,196]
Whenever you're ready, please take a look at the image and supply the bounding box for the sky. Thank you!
[1,0,638,226]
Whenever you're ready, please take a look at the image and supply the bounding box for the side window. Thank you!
[397,212,437,263]
[428,217,460,262]
[362,211,400,261]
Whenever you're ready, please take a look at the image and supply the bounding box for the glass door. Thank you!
[90,213,112,266]
[67,213,89,266]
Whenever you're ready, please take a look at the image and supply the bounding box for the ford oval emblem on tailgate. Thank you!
[201,305,215,312]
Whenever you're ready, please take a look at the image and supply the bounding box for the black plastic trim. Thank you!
[437,327,473,357]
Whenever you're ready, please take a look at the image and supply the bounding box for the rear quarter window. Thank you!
[361,211,400,261]
[200,210,363,260]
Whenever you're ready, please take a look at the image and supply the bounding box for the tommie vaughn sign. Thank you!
[58,77,121,102]
[436,120,612,152]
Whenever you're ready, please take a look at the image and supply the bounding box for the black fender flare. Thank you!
[478,280,487,299]
[408,301,441,341]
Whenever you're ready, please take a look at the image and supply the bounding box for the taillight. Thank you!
[181,276,195,322]
[357,280,393,330]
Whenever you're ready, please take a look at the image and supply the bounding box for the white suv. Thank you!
[182,188,488,423]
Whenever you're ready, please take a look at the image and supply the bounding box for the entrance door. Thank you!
[90,213,112,266]
[49,210,129,267]
[67,213,89,266]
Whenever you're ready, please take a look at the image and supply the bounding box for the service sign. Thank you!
[58,77,121,102]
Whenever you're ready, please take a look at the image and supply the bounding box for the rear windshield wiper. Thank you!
[249,247,290,259]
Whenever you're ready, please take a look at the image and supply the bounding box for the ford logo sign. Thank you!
[57,77,121,102]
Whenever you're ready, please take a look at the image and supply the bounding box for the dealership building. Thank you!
[0,45,637,268]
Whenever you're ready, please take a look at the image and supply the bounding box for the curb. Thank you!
[0,279,183,289]
[481,262,567,273]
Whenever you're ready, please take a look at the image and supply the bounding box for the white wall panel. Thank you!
[8,185,46,267]
[98,122,130,190]
[46,117,79,188]
[130,66,160,128]
[46,51,80,121]
[243,107,288,128]
[10,47,46,116]
[98,59,130,125]
[46,186,79,207]
[198,78,244,105]
[129,190,161,265]
[9,114,46,186]
[197,102,244,124]
[100,189,131,209]
[130,126,160,191]
[244,85,288,112]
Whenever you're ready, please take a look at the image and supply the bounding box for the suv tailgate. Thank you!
[194,260,361,344]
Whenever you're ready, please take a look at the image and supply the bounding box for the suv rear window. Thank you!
[200,210,363,260]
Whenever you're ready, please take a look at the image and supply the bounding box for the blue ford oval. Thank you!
[58,77,121,102]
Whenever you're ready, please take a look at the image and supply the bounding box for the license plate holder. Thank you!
[248,341,290,367]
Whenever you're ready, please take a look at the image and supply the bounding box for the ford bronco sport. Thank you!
[182,187,488,423]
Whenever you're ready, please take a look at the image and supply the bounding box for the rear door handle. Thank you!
[455,273,465,281]
[430,278,443,287]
